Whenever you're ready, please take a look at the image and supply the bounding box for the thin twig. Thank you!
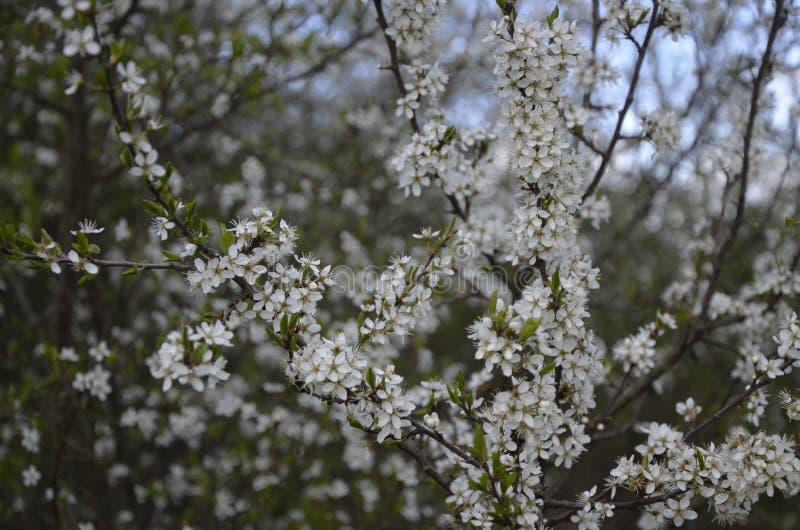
[12,252,192,271]
[582,1,660,201]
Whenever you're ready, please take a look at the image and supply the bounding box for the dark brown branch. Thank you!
[683,357,795,442]
[12,252,192,271]
[89,15,256,294]
[370,0,469,223]
[372,0,419,132]
[398,439,453,493]
[582,1,660,201]
[699,0,785,316]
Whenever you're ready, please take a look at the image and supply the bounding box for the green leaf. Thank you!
[785,216,800,228]
[161,250,182,263]
[488,289,498,315]
[518,318,541,342]
[75,230,89,250]
[348,418,365,430]
[122,267,139,276]
[443,125,457,144]
[143,200,165,216]
[40,228,54,243]
[502,470,518,490]
[442,216,457,239]
[184,201,197,224]
[366,367,377,388]
[695,449,706,470]
[266,327,283,346]
[492,452,502,475]
[77,273,94,285]
[495,307,507,329]
[550,268,560,296]
[3,224,18,244]
[220,224,235,254]
[120,149,133,168]
[547,5,560,29]
[635,8,650,26]
[540,361,557,376]
[471,424,487,461]
[109,41,125,60]
[446,384,458,404]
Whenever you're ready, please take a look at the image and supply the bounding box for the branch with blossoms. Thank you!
[546,339,800,525]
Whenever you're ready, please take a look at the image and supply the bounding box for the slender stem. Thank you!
[398,439,453,493]
[582,1,660,201]
[699,0,785,316]
[371,0,418,132]
[683,358,795,442]
[12,252,192,271]
[89,15,255,295]
[370,0,470,221]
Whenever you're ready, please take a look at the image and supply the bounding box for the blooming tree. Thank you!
[1,0,800,529]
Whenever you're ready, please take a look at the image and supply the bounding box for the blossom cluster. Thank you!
[150,207,335,392]
[391,118,497,208]
[608,426,800,528]
[396,62,449,119]
[641,109,680,152]
[436,15,612,528]
[73,365,113,401]
[147,324,232,392]
[287,226,462,443]
[384,0,447,51]
[186,208,299,295]
[358,248,455,344]
[612,312,677,376]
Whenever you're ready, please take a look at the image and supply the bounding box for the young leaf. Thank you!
[120,149,133,168]
[471,424,487,461]
[547,5,560,29]
[220,224,235,254]
[162,250,182,263]
[143,200,165,216]
[540,361,557,375]
[279,313,289,337]
[518,318,541,342]
[550,268,560,297]
[488,289,498,315]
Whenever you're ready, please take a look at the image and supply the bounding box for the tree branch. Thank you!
[582,1,660,201]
